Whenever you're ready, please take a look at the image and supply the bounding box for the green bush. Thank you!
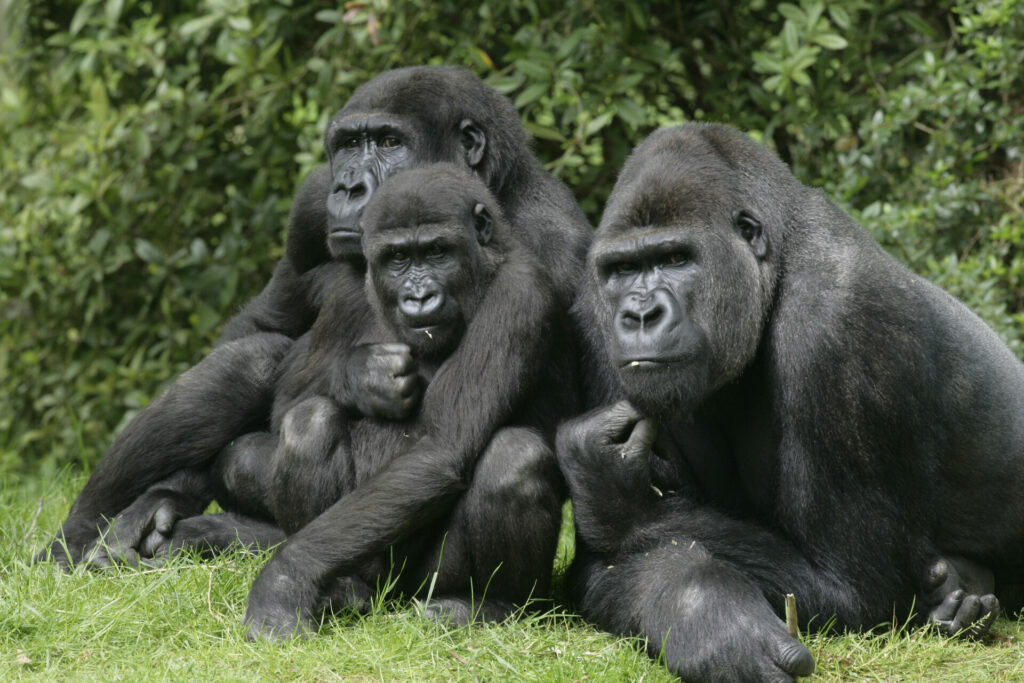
[2,0,1021,474]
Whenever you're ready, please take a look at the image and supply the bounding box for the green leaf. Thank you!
[514,59,551,82]
[805,2,824,31]
[899,11,938,39]
[70,3,92,36]
[227,16,252,32]
[783,20,800,53]
[523,122,566,142]
[814,34,848,50]
[180,14,220,39]
[584,111,614,137]
[105,0,124,26]
[777,3,806,25]
[615,98,646,128]
[752,51,784,74]
[513,82,548,108]
[828,5,851,30]
[134,239,163,264]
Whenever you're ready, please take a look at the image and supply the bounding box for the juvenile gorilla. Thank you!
[226,164,572,639]
[38,66,590,567]
[559,123,1018,682]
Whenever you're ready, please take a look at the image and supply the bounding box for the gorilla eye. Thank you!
[380,135,401,148]
[611,261,639,277]
[389,249,409,264]
[426,244,446,258]
[341,136,361,149]
[662,252,690,267]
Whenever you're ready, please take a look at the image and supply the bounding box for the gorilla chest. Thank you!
[659,395,778,516]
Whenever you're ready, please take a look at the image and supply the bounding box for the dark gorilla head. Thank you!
[587,123,802,418]
[323,66,531,260]
[361,163,510,361]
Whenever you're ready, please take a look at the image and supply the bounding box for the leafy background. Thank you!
[1,0,1022,476]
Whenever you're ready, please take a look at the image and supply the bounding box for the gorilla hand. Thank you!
[923,556,999,638]
[333,343,423,420]
[556,400,660,553]
[243,548,321,641]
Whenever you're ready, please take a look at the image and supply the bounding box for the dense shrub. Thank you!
[1,0,1021,474]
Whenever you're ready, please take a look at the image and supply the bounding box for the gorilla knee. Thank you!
[473,428,559,503]
[280,397,343,463]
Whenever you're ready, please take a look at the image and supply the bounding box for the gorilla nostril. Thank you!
[620,309,642,330]
[641,305,665,328]
[348,184,367,200]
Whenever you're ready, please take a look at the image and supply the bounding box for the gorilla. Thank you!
[558,122,1017,682]
[37,66,590,567]
[209,164,570,639]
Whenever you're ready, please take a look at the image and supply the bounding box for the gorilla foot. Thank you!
[928,589,1000,639]
[419,595,516,626]
[324,575,375,616]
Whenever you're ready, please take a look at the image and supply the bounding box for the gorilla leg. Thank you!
[211,432,278,520]
[39,333,292,566]
[136,433,286,560]
[568,543,815,683]
[268,396,356,535]
[412,427,564,624]
[157,398,356,559]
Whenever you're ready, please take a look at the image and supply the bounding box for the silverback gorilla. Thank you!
[558,122,1018,682]
[37,66,590,567]
[231,164,573,639]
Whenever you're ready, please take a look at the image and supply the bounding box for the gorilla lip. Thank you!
[621,356,690,367]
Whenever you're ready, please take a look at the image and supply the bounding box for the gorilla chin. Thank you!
[328,229,363,260]
[616,358,709,419]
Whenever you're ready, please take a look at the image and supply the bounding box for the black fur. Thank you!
[38,66,591,568]
[559,123,1017,681]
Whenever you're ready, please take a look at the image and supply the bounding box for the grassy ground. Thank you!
[4,472,1024,682]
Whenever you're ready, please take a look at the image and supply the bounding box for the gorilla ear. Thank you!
[460,120,487,168]
[734,210,768,260]
[473,202,493,245]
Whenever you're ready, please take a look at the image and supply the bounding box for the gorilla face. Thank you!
[589,137,776,418]
[362,165,503,362]
[322,69,490,261]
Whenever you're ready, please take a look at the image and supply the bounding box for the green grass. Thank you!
[4,473,1024,681]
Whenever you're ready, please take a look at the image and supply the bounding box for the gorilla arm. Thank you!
[558,402,998,641]
[243,254,561,639]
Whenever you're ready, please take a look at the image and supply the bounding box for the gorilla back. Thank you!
[561,122,1024,681]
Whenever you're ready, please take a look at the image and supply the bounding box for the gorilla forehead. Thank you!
[598,123,798,239]
[340,66,525,142]
[361,164,503,233]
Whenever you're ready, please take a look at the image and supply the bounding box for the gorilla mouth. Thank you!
[329,227,361,239]
[619,356,691,368]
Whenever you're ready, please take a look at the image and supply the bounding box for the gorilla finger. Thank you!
[600,401,645,442]
[930,589,966,623]
[378,349,417,376]
[140,527,171,558]
[376,343,412,355]
[391,374,422,398]
[923,557,952,594]
[153,503,180,535]
[972,594,1001,638]
[84,546,113,570]
[949,593,981,634]
[622,418,658,458]
[773,637,816,678]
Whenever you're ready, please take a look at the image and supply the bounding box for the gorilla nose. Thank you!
[400,290,443,319]
[327,179,375,229]
[619,300,667,333]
